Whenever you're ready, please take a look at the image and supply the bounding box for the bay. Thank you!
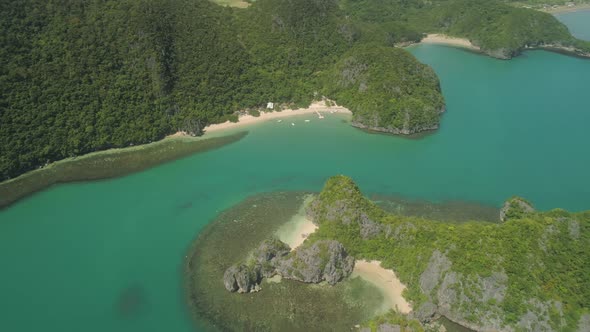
[0,11,589,332]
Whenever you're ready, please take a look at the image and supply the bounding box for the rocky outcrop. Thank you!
[276,240,354,285]
[327,45,445,136]
[223,264,262,293]
[359,212,382,239]
[500,197,534,222]
[350,107,445,135]
[413,250,511,331]
[482,47,513,60]
[420,250,451,295]
[578,314,590,332]
[223,239,354,293]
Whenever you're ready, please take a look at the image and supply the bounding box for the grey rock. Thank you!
[517,299,562,332]
[325,199,358,225]
[224,239,354,293]
[252,238,291,277]
[359,212,382,239]
[223,265,240,292]
[351,110,443,135]
[413,301,438,322]
[436,271,458,318]
[420,250,451,296]
[578,314,590,332]
[253,238,291,263]
[500,197,534,222]
[377,323,401,332]
[223,264,261,293]
[392,222,417,242]
[568,219,581,240]
[485,47,513,60]
[480,272,508,303]
[277,240,355,285]
[235,264,255,293]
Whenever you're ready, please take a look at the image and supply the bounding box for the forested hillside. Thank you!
[324,45,445,134]
[1,0,588,181]
[0,0,256,180]
[308,176,590,331]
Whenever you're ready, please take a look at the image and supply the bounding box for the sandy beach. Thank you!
[352,260,412,314]
[543,4,590,14]
[204,101,351,135]
[276,195,318,250]
[419,34,480,51]
[168,101,350,139]
[275,198,412,315]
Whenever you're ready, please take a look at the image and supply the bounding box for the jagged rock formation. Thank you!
[276,240,354,284]
[414,250,509,331]
[223,238,354,293]
[223,264,262,293]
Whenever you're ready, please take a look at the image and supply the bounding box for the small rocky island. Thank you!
[218,176,589,331]
[223,239,355,293]
[325,45,446,135]
[190,176,589,331]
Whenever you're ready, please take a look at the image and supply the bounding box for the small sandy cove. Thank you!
[208,101,350,135]
[352,260,412,314]
[419,34,480,52]
[276,198,412,314]
[276,195,318,250]
[167,101,350,139]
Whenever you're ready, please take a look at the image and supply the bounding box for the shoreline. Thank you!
[414,34,480,52]
[276,201,412,315]
[0,101,351,210]
[276,195,318,250]
[351,260,412,314]
[543,4,590,14]
[0,132,247,210]
[172,101,351,137]
[411,33,590,60]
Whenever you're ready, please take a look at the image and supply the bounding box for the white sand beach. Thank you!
[276,195,318,250]
[352,260,412,314]
[274,197,411,314]
[419,34,480,52]
[543,4,590,14]
[204,101,351,135]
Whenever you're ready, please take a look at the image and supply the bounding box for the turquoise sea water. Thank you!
[1,12,590,332]
[556,9,590,40]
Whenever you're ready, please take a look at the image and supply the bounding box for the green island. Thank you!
[185,176,590,331]
[2,0,590,185]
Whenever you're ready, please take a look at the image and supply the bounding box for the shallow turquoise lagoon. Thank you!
[1,11,589,332]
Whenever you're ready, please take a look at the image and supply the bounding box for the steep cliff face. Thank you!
[307,176,590,332]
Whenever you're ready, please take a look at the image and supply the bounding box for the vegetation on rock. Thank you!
[223,238,355,293]
[324,45,445,134]
[307,175,590,331]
